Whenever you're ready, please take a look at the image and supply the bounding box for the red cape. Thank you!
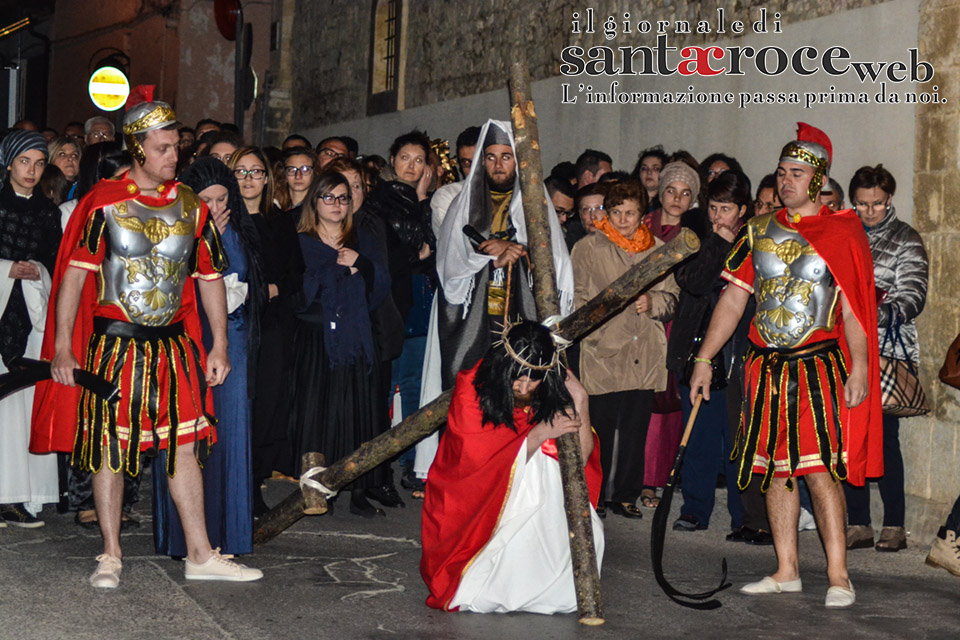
[30,176,213,454]
[420,364,602,611]
[794,206,883,484]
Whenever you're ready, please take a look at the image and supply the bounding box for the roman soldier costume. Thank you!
[721,123,883,492]
[31,101,228,477]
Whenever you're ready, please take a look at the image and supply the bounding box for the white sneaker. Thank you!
[184,548,263,582]
[89,554,122,588]
[798,507,817,531]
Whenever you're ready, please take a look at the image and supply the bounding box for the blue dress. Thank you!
[153,226,253,556]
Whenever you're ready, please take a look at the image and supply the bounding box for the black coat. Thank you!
[363,180,435,323]
[0,183,61,365]
[354,205,406,363]
[666,215,753,386]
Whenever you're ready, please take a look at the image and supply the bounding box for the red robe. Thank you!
[798,207,883,484]
[30,176,216,456]
[420,363,602,611]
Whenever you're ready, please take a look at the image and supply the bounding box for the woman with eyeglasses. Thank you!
[565,182,608,251]
[274,147,317,214]
[571,179,679,519]
[228,146,305,517]
[288,171,391,518]
[844,164,928,554]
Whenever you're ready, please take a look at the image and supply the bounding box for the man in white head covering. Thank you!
[434,119,573,390]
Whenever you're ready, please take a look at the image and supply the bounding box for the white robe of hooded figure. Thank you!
[413,119,574,478]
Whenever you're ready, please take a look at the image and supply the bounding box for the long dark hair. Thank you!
[180,157,269,398]
[300,170,357,247]
[473,322,573,431]
[75,141,131,200]
[228,146,274,217]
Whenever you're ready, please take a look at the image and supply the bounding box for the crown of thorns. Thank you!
[492,317,571,375]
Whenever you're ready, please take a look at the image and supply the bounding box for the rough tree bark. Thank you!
[508,59,603,626]
[300,452,327,515]
[251,229,700,543]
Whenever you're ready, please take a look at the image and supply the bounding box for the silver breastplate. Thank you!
[99,192,201,326]
[750,215,839,348]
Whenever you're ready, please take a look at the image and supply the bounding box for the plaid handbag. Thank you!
[879,314,929,417]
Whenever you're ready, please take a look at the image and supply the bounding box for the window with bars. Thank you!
[368,0,401,115]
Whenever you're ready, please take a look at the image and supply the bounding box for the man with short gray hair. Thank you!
[84,116,115,146]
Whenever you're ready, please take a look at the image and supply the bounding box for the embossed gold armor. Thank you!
[99,192,200,326]
[749,214,839,348]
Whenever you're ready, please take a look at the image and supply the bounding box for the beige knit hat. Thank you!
[658,161,700,203]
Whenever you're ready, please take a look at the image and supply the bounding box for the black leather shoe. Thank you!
[400,472,425,493]
[349,491,386,518]
[596,504,606,519]
[726,527,750,542]
[745,529,774,546]
[367,484,406,509]
[608,501,643,519]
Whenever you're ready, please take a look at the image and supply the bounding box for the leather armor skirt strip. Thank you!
[72,318,215,477]
[732,339,848,492]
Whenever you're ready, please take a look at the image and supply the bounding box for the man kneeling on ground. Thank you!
[421,320,603,613]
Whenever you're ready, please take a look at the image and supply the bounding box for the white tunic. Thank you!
[0,259,58,506]
[449,441,605,614]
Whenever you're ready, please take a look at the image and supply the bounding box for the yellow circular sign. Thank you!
[88,66,130,112]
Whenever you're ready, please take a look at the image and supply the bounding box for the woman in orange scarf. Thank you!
[571,179,679,518]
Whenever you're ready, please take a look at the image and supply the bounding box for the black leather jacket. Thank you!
[363,180,436,322]
[666,212,753,386]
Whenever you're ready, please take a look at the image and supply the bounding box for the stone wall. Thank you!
[283,0,891,132]
[175,0,273,139]
[287,0,370,130]
[905,0,960,541]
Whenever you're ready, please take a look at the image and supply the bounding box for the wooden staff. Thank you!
[252,230,700,545]
[508,59,603,625]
